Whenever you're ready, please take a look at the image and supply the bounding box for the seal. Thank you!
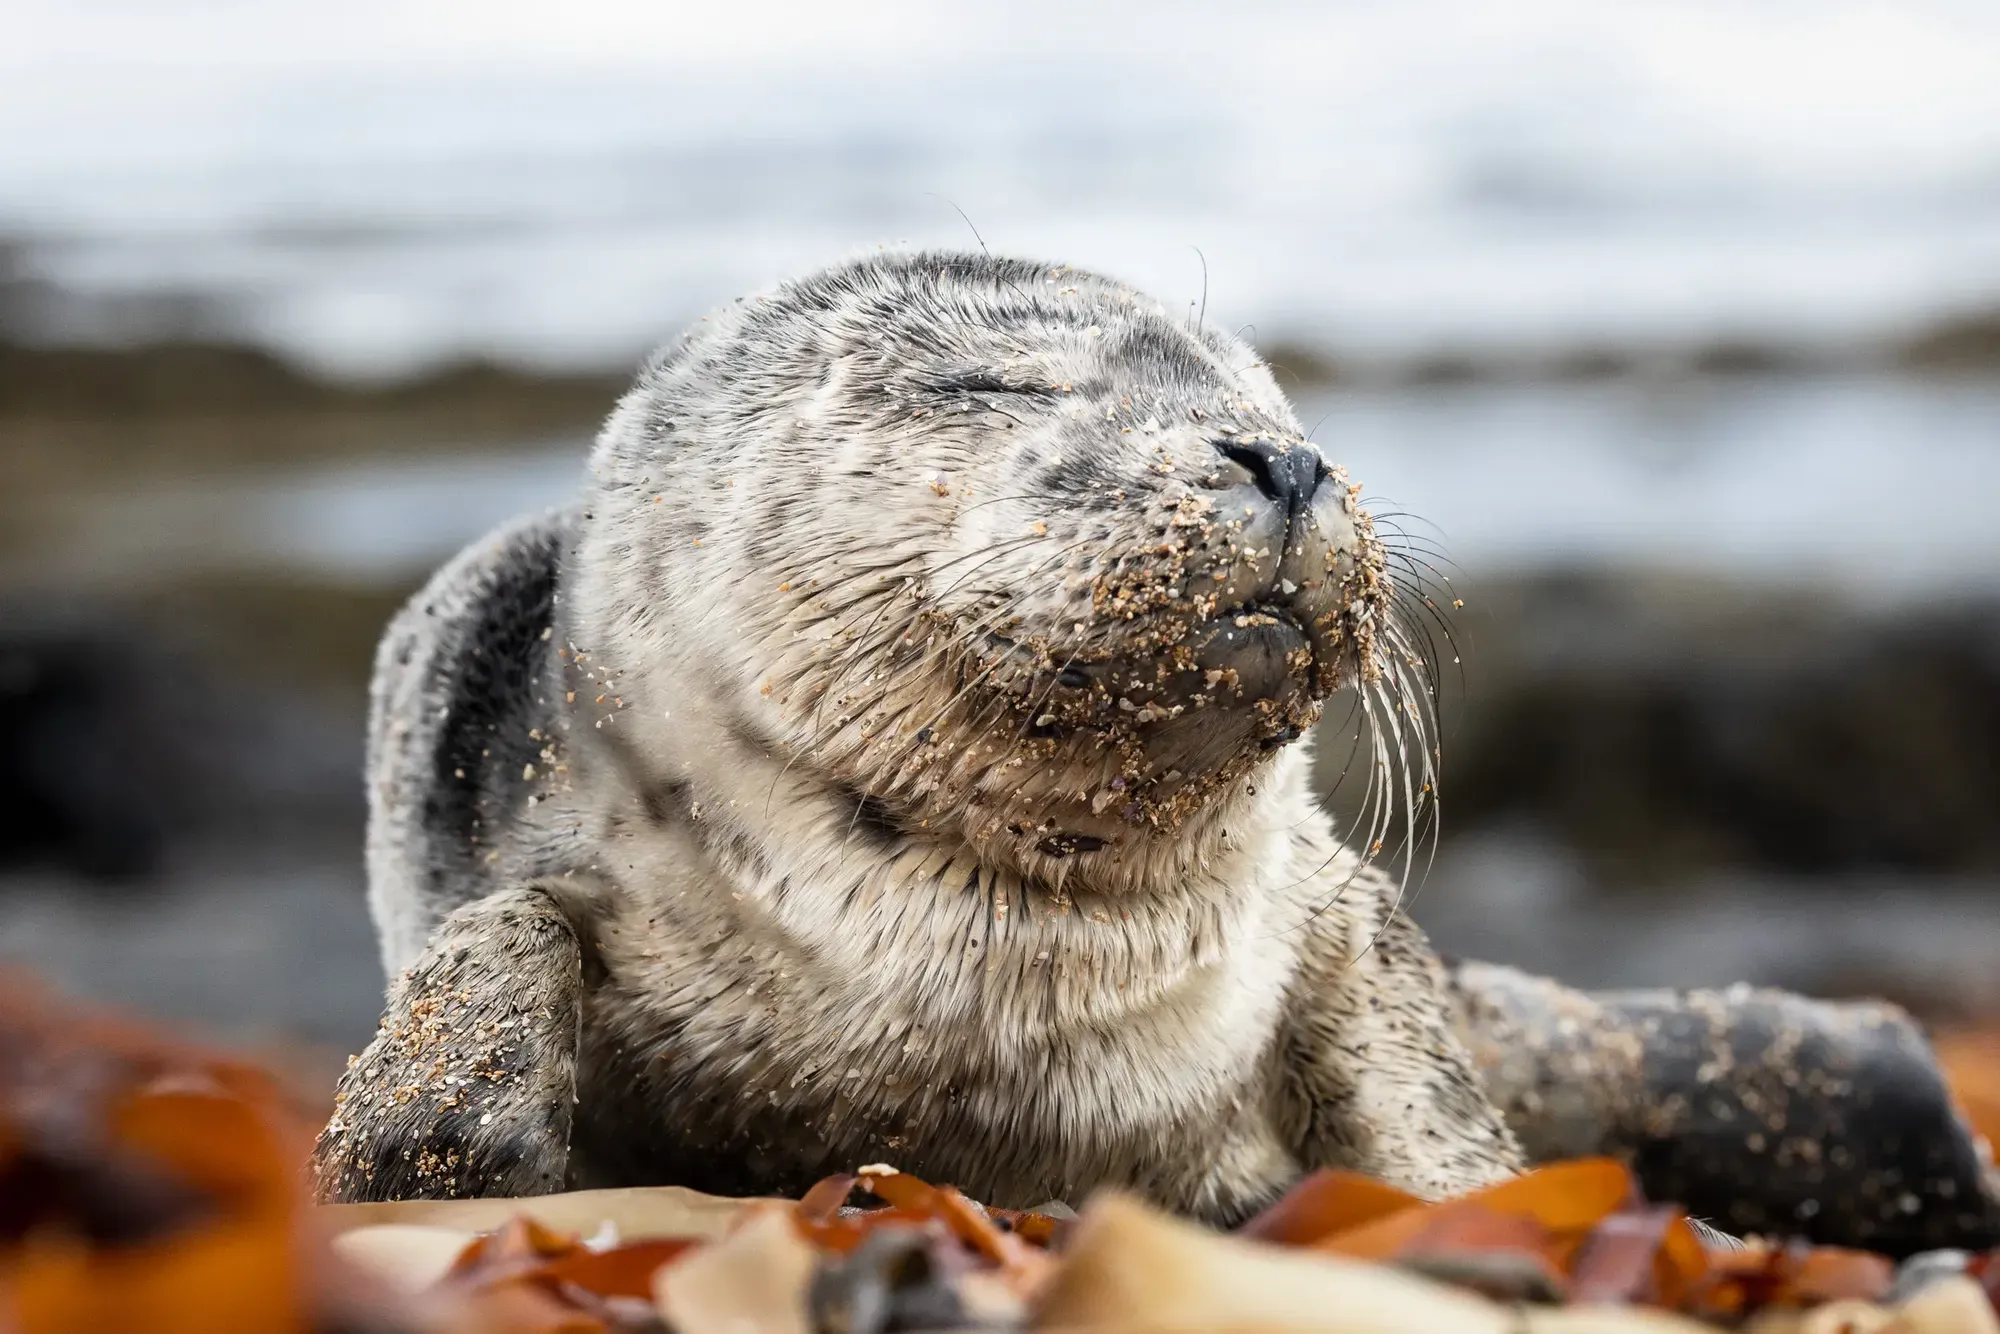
[311,251,2000,1254]
[313,249,1524,1219]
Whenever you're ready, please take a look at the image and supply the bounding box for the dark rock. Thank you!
[1435,581,2000,881]
[0,615,180,881]
[0,600,363,885]
[1899,310,2000,372]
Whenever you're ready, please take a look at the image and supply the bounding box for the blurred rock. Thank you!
[1262,302,2000,391]
[0,616,173,880]
[0,599,363,884]
[1430,575,2000,882]
[1899,311,2000,374]
[0,337,624,421]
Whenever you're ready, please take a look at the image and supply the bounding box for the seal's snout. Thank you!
[1182,433,1384,709]
[1215,437,1329,527]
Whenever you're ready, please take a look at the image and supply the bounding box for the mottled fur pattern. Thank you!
[315,250,1523,1218]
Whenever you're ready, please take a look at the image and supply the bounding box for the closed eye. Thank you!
[921,370,1059,399]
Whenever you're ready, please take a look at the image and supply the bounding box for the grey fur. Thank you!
[316,249,1524,1218]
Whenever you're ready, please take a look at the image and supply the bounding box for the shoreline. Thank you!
[3,300,1995,432]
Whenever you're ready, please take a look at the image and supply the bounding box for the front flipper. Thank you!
[313,886,582,1203]
[1448,959,2000,1255]
[1280,897,1526,1200]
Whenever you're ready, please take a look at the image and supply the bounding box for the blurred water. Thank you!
[47,447,586,584]
[5,2,2000,375]
[1418,828,2000,1008]
[28,374,2000,596]
[0,856,380,1047]
[1302,375,2000,599]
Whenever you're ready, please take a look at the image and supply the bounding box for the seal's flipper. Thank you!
[1281,891,1524,1201]
[1448,959,2000,1256]
[313,885,581,1203]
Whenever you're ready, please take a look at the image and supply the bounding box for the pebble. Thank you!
[1888,1249,1973,1305]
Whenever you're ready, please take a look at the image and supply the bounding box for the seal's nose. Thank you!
[1215,439,1328,524]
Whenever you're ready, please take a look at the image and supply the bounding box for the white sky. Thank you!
[4,1,1999,184]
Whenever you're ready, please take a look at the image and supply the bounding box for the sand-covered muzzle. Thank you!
[923,452,1396,843]
[966,454,1389,739]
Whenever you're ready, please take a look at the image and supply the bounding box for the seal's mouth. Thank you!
[973,570,1378,755]
[986,596,1310,679]
[944,583,1357,842]
[1201,600,1311,683]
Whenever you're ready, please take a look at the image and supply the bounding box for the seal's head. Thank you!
[578,251,1425,891]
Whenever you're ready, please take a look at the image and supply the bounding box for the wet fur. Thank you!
[316,251,1522,1216]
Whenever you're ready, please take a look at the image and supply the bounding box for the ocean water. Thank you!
[26,372,2000,598]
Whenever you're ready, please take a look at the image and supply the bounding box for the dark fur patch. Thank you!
[836,784,905,845]
[639,777,693,826]
[422,518,566,885]
[1036,832,1105,857]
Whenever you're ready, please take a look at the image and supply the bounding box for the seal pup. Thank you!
[313,249,1528,1216]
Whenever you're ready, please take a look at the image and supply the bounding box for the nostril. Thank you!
[1214,439,1327,518]
[1218,441,1285,504]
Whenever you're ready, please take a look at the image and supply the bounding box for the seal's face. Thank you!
[906,331,1391,845]
[591,253,1420,889]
